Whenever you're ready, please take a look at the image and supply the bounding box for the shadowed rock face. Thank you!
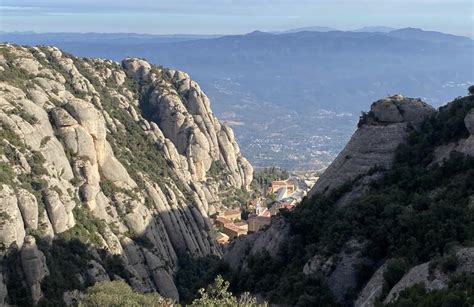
[122,59,253,189]
[0,44,253,304]
[353,247,474,307]
[309,95,435,196]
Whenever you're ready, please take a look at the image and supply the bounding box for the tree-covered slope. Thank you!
[225,94,474,306]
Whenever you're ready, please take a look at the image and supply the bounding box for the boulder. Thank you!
[0,185,25,248]
[43,190,75,234]
[16,189,39,230]
[21,236,49,305]
[64,98,106,141]
[143,250,179,301]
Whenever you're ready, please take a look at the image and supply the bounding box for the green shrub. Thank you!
[0,126,23,149]
[207,160,229,181]
[190,275,238,306]
[78,280,165,307]
[37,237,91,305]
[175,255,229,304]
[40,136,51,147]
[3,249,32,307]
[382,259,409,296]
[0,162,15,184]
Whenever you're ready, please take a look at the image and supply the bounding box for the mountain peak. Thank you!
[246,30,272,36]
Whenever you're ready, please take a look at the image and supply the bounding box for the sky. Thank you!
[1,0,473,37]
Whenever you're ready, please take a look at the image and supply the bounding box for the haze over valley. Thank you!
[5,27,473,170]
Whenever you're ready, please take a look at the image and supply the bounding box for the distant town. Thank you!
[211,172,319,245]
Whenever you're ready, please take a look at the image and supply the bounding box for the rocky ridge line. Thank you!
[0,43,252,304]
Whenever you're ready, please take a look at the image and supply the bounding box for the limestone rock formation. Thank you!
[433,108,474,162]
[122,59,253,189]
[224,218,290,272]
[0,185,26,249]
[326,241,369,304]
[309,95,435,196]
[354,263,387,307]
[383,248,474,304]
[20,236,49,304]
[0,43,253,305]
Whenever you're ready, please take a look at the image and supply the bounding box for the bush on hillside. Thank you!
[78,280,166,307]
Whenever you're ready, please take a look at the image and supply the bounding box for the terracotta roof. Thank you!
[235,221,248,227]
[222,209,241,216]
[224,223,241,232]
[215,217,232,225]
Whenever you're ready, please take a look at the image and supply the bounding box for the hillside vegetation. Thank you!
[226,94,474,306]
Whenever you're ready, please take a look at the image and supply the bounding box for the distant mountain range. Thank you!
[0,31,222,44]
[2,27,472,170]
[352,26,395,33]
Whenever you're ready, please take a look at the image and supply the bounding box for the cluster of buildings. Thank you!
[212,209,248,245]
[212,177,317,246]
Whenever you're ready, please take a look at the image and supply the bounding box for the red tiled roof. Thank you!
[215,217,232,225]
[224,223,242,232]
[222,209,241,215]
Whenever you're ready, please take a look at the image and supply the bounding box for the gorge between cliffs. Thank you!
[0,43,473,306]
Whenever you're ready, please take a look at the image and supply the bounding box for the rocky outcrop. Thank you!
[309,95,435,196]
[0,43,253,304]
[122,60,253,189]
[224,218,290,272]
[353,248,474,307]
[354,263,387,307]
[433,108,474,162]
[384,248,474,304]
[16,189,39,230]
[0,185,26,249]
[326,241,370,304]
[302,240,370,305]
[20,236,49,304]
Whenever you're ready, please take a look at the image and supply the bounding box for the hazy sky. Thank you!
[1,0,473,37]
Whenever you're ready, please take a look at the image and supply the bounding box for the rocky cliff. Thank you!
[0,43,252,305]
[225,93,474,306]
[309,95,435,197]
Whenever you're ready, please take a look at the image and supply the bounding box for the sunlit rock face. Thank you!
[0,44,253,304]
[309,95,435,196]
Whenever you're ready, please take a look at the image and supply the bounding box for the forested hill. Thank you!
[224,93,474,306]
